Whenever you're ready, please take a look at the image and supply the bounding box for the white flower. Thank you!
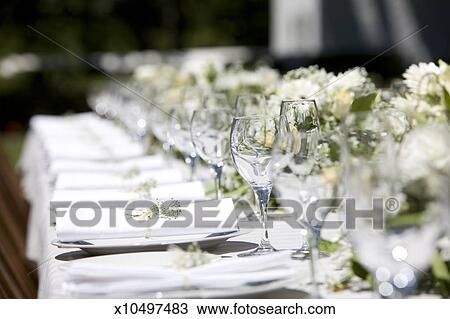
[403,62,442,96]
[133,64,176,91]
[383,109,410,138]
[181,57,225,89]
[331,89,354,119]
[214,66,279,93]
[438,60,450,93]
[390,95,416,114]
[277,78,321,100]
[328,68,368,92]
[390,94,445,125]
[133,64,159,84]
[399,125,450,181]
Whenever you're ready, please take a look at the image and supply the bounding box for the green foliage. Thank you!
[350,92,379,113]
[442,88,450,120]
[319,239,342,254]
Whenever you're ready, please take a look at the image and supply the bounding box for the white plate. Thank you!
[51,230,247,255]
[61,251,297,298]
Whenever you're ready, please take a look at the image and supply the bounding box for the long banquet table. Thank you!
[20,113,369,298]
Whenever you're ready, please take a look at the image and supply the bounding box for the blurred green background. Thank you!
[0,0,269,162]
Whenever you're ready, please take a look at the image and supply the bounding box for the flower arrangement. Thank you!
[129,59,450,296]
[389,60,450,127]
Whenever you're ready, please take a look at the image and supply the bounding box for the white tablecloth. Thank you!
[20,113,367,298]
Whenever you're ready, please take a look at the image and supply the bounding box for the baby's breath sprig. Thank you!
[128,179,157,199]
[126,199,182,239]
[169,243,214,269]
[122,167,141,180]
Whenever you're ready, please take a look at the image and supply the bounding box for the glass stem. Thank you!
[185,153,197,181]
[212,162,223,200]
[308,228,321,298]
[142,134,150,154]
[253,185,273,248]
[162,142,172,166]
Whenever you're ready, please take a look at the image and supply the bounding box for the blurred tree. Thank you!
[0,0,269,130]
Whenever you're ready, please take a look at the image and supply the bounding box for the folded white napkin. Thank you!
[42,136,144,161]
[62,251,296,295]
[31,113,146,161]
[51,181,206,201]
[54,168,184,190]
[49,155,166,175]
[56,198,236,242]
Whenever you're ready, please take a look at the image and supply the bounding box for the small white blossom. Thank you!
[403,62,442,96]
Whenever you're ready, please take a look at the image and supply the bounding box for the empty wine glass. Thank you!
[149,90,176,161]
[191,109,233,199]
[345,157,447,298]
[277,100,322,257]
[87,83,122,120]
[170,107,198,180]
[273,103,341,297]
[234,93,267,116]
[120,96,151,146]
[183,87,204,111]
[230,115,279,256]
[341,119,449,298]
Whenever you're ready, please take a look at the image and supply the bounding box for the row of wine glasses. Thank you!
[154,92,273,192]
[91,82,450,298]
[231,102,449,298]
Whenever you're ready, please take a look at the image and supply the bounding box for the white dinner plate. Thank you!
[60,251,298,298]
[51,229,248,255]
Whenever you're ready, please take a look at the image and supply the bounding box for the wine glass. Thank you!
[148,90,176,163]
[273,101,341,297]
[203,93,230,110]
[183,87,204,111]
[345,156,447,298]
[234,93,267,116]
[278,100,321,256]
[87,83,121,120]
[120,97,151,146]
[191,109,233,199]
[230,115,279,256]
[170,107,198,180]
[341,117,449,298]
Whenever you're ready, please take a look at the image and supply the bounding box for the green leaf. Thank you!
[351,257,370,280]
[385,212,424,229]
[431,252,450,282]
[318,239,342,254]
[350,92,378,113]
[442,87,450,120]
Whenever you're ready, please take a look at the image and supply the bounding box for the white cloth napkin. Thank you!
[55,198,236,242]
[51,181,206,201]
[31,113,145,161]
[62,252,296,295]
[54,168,184,189]
[49,155,166,175]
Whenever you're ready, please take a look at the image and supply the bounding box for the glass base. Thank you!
[290,243,329,260]
[238,242,277,257]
